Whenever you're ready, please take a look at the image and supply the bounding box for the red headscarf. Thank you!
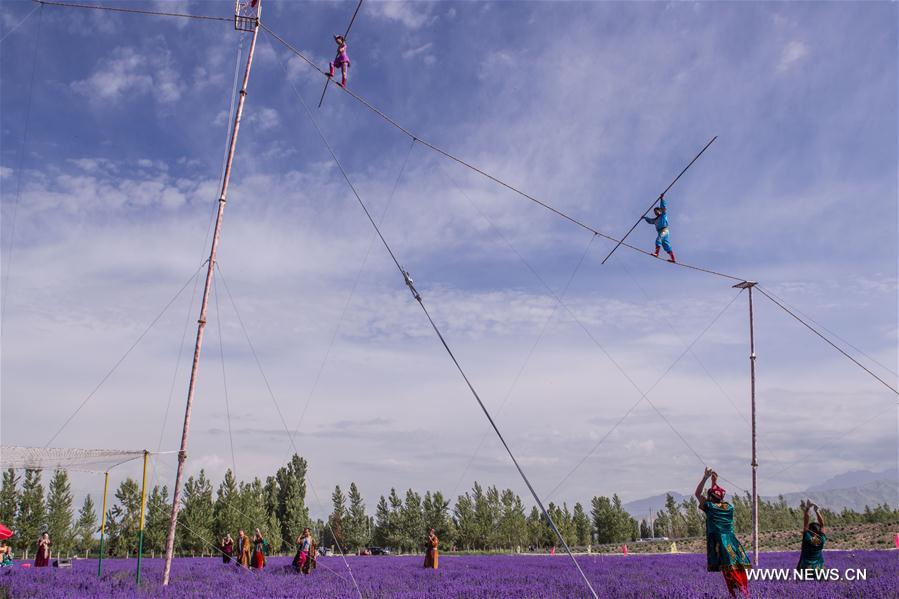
[709,483,726,501]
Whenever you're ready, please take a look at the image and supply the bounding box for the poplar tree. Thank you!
[423,490,455,549]
[453,492,476,550]
[0,469,20,526]
[107,478,140,557]
[572,502,591,546]
[344,482,369,551]
[180,470,214,554]
[372,495,391,547]
[323,485,347,550]
[275,455,309,547]
[46,470,74,554]
[237,478,268,539]
[261,476,282,551]
[213,470,241,539]
[399,489,423,552]
[16,469,46,557]
[74,495,98,555]
[144,485,170,554]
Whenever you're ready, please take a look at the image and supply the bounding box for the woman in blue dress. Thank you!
[694,467,751,598]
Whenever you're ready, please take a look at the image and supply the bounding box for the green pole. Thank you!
[136,451,149,584]
[98,471,109,577]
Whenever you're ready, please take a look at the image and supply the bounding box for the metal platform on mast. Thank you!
[234,0,260,32]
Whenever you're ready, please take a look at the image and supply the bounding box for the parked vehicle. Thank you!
[368,547,391,555]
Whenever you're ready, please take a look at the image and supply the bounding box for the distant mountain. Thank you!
[806,469,896,492]
[623,475,898,519]
[623,491,687,518]
[769,479,898,512]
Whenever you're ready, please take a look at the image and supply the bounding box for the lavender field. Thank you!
[0,551,895,598]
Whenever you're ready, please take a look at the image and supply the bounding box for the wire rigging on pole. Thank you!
[545,289,746,501]
[215,263,364,599]
[757,286,898,395]
[44,263,206,448]
[318,0,364,108]
[267,37,599,599]
[162,0,261,586]
[2,3,44,321]
[262,25,745,284]
[0,2,40,43]
[291,138,417,437]
[32,0,232,22]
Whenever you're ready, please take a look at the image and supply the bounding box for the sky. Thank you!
[0,0,896,520]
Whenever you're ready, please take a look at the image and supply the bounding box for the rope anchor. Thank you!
[402,269,421,301]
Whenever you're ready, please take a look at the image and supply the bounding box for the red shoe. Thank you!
[667,252,676,263]
[652,247,660,257]
[328,63,335,77]
[340,77,347,87]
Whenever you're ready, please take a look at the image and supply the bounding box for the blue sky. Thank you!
[1,0,896,517]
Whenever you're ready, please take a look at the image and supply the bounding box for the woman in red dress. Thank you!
[34,532,51,567]
[251,528,266,569]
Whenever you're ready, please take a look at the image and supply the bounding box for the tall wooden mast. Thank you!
[162,0,261,585]
[734,280,759,564]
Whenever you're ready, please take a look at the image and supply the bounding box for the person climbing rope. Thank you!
[643,193,676,262]
[328,35,350,88]
[694,467,751,598]
[796,499,826,571]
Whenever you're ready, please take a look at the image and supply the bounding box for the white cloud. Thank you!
[72,47,153,103]
[71,42,185,105]
[248,107,281,132]
[367,1,434,29]
[402,42,433,59]
[778,40,809,72]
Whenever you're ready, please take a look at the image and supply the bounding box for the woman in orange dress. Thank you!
[423,528,438,569]
[237,529,251,568]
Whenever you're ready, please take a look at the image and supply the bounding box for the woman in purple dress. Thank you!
[221,534,234,564]
[328,35,351,88]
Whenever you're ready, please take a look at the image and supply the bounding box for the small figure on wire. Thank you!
[797,499,826,571]
[694,467,751,598]
[643,193,676,263]
[328,35,350,88]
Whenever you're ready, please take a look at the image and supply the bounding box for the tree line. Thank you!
[646,492,899,540]
[2,457,897,558]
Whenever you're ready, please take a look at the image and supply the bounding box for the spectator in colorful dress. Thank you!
[423,528,439,569]
[797,499,826,571]
[694,468,751,598]
[251,529,266,569]
[220,533,234,564]
[237,529,251,568]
